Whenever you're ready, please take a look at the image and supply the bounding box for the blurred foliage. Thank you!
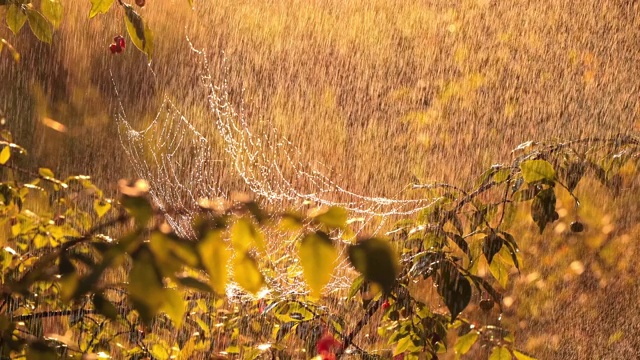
[1,0,163,59]
[1,130,639,359]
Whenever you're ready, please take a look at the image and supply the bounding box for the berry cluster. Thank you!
[109,35,126,54]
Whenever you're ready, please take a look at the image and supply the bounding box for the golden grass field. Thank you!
[2,0,640,358]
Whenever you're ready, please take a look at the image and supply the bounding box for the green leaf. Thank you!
[299,231,338,297]
[93,293,118,320]
[347,274,364,300]
[231,217,265,252]
[26,341,57,360]
[41,0,62,29]
[499,231,520,270]
[513,349,537,360]
[123,4,154,60]
[482,233,503,264]
[89,0,114,18]
[0,146,10,164]
[436,261,471,322]
[198,230,229,295]
[150,344,170,360]
[121,194,153,227]
[6,4,27,35]
[565,161,586,191]
[530,188,556,233]
[93,199,111,218]
[394,335,413,356]
[447,232,472,260]
[270,301,315,322]
[520,159,556,183]
[162,288,185,328]
[234,254,265,294]
[347,237,399,293]
[489,346,512,360]
[128,249,164,323]
[176,276,212,292]
[38,167,55,178]
[26,8,53,43]
[489,255,510,288]
[455,331,479,355]
[313,206,348,229]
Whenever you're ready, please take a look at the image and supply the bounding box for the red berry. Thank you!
[114,35,125,49]
[116,45,123,53]
[109,43,119,54]
[381,300,390,310]
[135,0,145,7]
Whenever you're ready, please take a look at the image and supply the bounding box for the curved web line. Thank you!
[113,41,440,293]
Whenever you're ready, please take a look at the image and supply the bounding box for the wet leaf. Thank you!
[348,237,399,293]
[93,199,111,218]
[299,231,338,297]
[530,188,556,233]
[7,4,27,35]
[26,8,53,43]
[499,231,520,270]
[347,275,365,300]
[231,217,264,252]
[89,0,114,18]
[520,159,556,183]
[162,288,185,328]
[128,249,164,323]
[93,293,118,320]
[176,276,212,292]
[26,340,57,360]
[38,167,55,178]
[234,254,264,294]
[198,230,229,295]
[41,0,63,29]
[513,349,537,360]
[489,255,510,288]
[489,346,512,360]
[482,233,503,264]
[436,261,471,322]
[121,194,153,227]
[565,161,586,191]
[313,206,348,229]
[455,331,479,355]
[0,146,10,164]
[447,232,472,260]
[123,4,154,60]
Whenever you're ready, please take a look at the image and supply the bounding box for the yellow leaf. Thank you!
[123,4,154,60]
[6,5,27,35]
[89,0,114,18]
[299,232,337,297]
[198,230,229,295]
[162,288,185,328]
[231,217,265,252]
[234,254,264,294]
[0,146,10,165]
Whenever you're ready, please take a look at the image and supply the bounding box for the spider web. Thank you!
[114,41,438,294]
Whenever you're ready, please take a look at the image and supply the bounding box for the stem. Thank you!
[11,309,96,322]
[336,297,383,358]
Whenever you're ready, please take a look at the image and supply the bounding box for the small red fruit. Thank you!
[114,35,125,49]
[381,300,390,310]
[109,43,120,54]
[316,332,341,359]
[135,0,145,7]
